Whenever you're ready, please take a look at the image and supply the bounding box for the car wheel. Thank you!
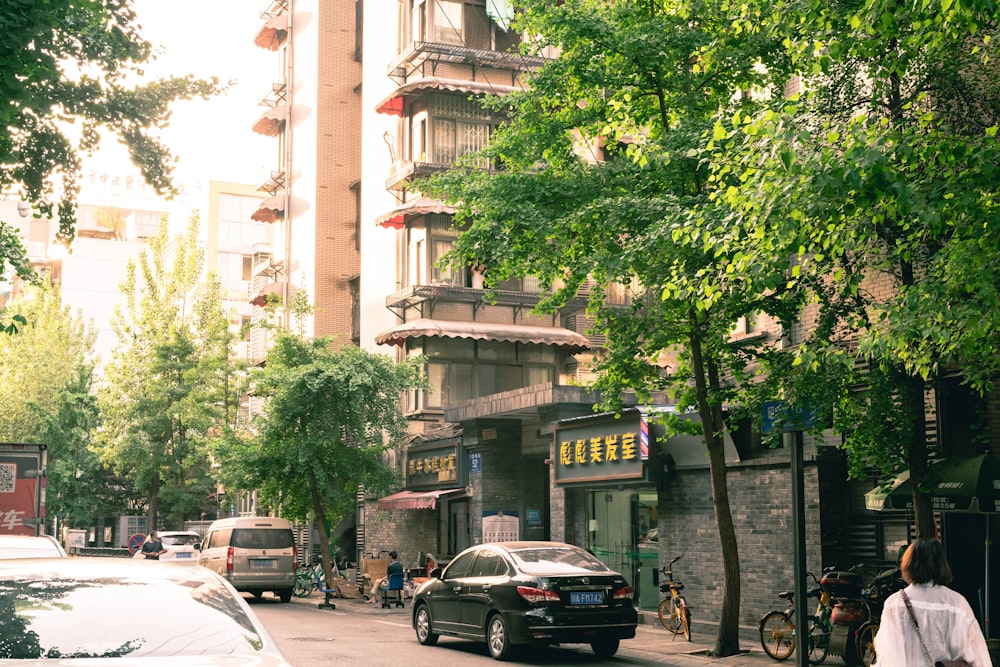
[591,637,620,659]
[414,604,439,646]
[486,612,513,661]
[278,588,292,603]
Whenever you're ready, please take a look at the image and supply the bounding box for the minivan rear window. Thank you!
[231,528,293,550]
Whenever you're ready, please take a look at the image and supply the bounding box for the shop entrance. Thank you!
[588,488,658,611]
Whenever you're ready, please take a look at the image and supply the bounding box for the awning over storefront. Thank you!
[250,194,285,223]
[375,78,518,116]
[254,13,288,51]
[375,319,593,352]
[375,196,454,229]
[377,488,468,511]
[252,106,287,136]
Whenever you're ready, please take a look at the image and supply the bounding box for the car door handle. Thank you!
[453,586,462,593]
[482,584,491,592]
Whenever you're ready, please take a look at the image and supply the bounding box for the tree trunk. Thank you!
[311,481,335,585]
[147,470,160,533]
[689,326,742,657]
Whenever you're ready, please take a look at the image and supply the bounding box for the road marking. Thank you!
[375,619,410,628]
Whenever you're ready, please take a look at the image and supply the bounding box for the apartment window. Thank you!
[433,0,463,44]
[433,119,489,166]
[410,339,557,410]
[431,238,462,286]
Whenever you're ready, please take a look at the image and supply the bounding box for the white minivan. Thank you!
[197,516,296,603]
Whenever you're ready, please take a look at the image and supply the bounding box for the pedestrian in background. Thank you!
[874,538,990,666]
[140,531,167,560]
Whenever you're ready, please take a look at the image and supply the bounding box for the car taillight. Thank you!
[293,545,298,571]
[517,586,560,604]
[613,585,634,600]
[226,546,234,571]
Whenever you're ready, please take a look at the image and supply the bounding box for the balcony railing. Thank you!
[388,41,546,82]
[386,161,455,191]
[386,283,588,319]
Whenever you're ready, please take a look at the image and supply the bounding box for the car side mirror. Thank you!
[195,543,202,551]
[430,567,443,579]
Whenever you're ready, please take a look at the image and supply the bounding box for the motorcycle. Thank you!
[821,565,905,666]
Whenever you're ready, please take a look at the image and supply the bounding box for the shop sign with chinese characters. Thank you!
[407,443,459,487]
[554,412,648,484]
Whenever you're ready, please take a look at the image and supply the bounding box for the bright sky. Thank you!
[82,0,276,208]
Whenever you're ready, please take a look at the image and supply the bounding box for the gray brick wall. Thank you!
[657,461,824,640]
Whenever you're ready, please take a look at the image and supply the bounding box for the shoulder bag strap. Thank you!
[900,590,936,667]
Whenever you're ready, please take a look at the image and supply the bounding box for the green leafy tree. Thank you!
[0,0,223,285]
[96,213,236,530]
[213,333,425,589]
[0,283,125,529]
[426,0,797,655]
[719,0,1000,538]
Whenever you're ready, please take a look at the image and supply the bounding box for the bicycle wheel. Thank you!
[658,597,682,633]
[807,618,829,665]
[678,598,692,641]
[856,621,878,667]
[759,611,795,660]
[293,573,314,598]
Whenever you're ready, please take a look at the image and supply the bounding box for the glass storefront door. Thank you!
[588,488,658,611]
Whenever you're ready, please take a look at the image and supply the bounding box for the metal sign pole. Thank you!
[790,430,808,667]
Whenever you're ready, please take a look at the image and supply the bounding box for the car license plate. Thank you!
[176,552,191,559]
[251,559,276,569]
[570,591,604,605]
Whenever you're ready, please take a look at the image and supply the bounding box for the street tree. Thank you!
[718,0,1000,538]
[96,213,236,530]
[425,0,796,655]
[213,333,425,590]
[0,283,128,530]
[0,0,223,322]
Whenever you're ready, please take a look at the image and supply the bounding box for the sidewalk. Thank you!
[294,594,782,666]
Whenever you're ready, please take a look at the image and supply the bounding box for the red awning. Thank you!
[375,197,454,229]
[254,13,288,51]
[375,319,593,352]
[250,281,295,307]
[375,78,518,116]
[250,194,285,223]
[377,488,469,511]
[252,106,287,137]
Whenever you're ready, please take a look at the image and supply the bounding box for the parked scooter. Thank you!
[821,565,905,666]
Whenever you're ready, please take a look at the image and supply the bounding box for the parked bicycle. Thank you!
[293,555,345,598]
[759,571,833,664]
[657,554,691,641]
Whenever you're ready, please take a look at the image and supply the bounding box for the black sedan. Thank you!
[410,541,638,660]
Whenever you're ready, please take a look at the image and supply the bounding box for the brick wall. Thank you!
[657,460,824,641]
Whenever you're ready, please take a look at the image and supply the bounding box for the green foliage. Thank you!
[0,283,126,526]
[213,333,425,527]
[0,0,224,271]
[714,0,999,536]
[96,212,236,530]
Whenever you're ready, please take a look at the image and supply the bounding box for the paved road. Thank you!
[248,592,807,667]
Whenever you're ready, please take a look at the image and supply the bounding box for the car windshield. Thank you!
[0,573,264,658]
[161,534,200,547]
[508,546,611,574]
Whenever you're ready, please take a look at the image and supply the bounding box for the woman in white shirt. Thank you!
[874,538,991,666]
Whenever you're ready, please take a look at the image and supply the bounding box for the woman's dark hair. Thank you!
[901,539,953,586]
